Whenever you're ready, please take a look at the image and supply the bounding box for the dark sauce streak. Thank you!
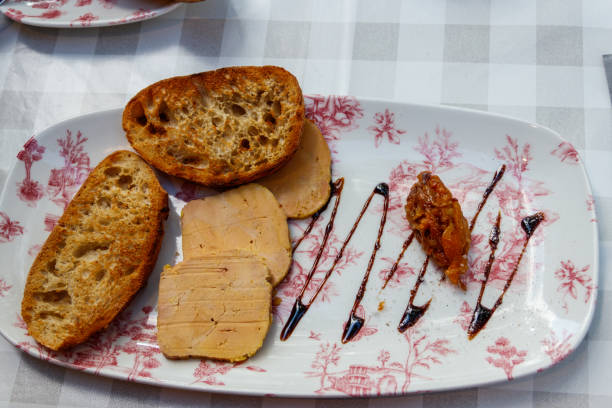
[398,256,432,332]
[281,180,390,341]
[467,212,545,339]
[470,164,506,232]
[279,299,309,341]
[382,232,415,289]
[292,179,344,252]
[342,183,390,343]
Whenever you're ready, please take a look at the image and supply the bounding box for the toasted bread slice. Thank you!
[259,119,332,218]
[122,66,305,187]
[21,150,169,350]
[157,252,272,361]
[181,183,291,286]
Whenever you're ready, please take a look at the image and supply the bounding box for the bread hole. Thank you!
[258,135,269,145]
[132,102,147,126]
[212,117,222,127]
[264,113,276,125]
[180,156,201,165]
[147,123,166,136]
[73,241,110,259]
[97,197,111,208]
[266,98,273,106]
[123,265,137,276]
[272,100,281,116]
[256,90,264,102]
[159,101,170,123]
[271,138,279,147]
[39,311,64,320]
[104,167,121,178]
[95,268,106,281]
[35,290,71,304]
[240,139,250,150]
[248,126,258,136]
[117,175,133,190]
[184,139,193,146]
[231,104,246,116]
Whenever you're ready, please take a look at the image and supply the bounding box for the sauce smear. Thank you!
[398,256,432,332]
[281,181,390,341]
[342,183,389,343]
[467,212,545,339]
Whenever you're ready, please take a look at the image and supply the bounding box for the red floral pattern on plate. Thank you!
[274,221,364,323]
[554,260,595,313]
[15,306,162,380]
[377,255,415,288]
[0,212,24,243]
[551,142,580,164]
[485,337,527,380]
[305,95,364,160]
[542,330,573,365]
[369,109,406,147]
[304,321,455,396]
[454,301,472,331]
[4,8,62,21]
[16,137,45,206]
[0,278,12,297]
[586,194,596,223]
[44,129,91,230]
[71,12,97,26]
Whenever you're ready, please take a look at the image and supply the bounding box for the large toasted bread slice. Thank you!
[21,150,169,350]
[122,66,305,187]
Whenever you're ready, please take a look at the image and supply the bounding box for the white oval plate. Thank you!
[0,0,180,28]
[0,97,598,397]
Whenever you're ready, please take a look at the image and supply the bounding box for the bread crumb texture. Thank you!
[123,66,305,187]
[21,150,169,350]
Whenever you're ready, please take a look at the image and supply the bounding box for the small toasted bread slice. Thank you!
[259,119,331,218]
[157,252,272,361]
[21,150,169,350]
[122,66,305,187]
[181,183,291,286]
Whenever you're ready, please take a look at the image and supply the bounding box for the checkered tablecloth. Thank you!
[1,0,611,407]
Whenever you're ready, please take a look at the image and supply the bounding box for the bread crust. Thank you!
[122,66,305,187]
[21,150,169,350]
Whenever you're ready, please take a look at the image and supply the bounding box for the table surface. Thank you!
[1,1,611,407]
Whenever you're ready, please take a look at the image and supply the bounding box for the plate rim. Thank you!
[0,1,182,28]
[0,98,600,397]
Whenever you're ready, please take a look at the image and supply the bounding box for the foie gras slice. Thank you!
[259,119,332,219]
[157,253,272,361]
[181,183,291,286]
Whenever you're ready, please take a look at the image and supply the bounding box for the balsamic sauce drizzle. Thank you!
[469,164,506,232]
[398,256,431,332]
[392,164,507,332]
[467,212,545,339]
[381,232,414,289]
[292,179,344,252]
[341,183,390,343]
[281,181,390,341]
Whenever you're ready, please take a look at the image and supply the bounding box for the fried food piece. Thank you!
[181,183,291,286]
[258,119,332,218]
[405,172,470,289]
[157,252,272,361]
